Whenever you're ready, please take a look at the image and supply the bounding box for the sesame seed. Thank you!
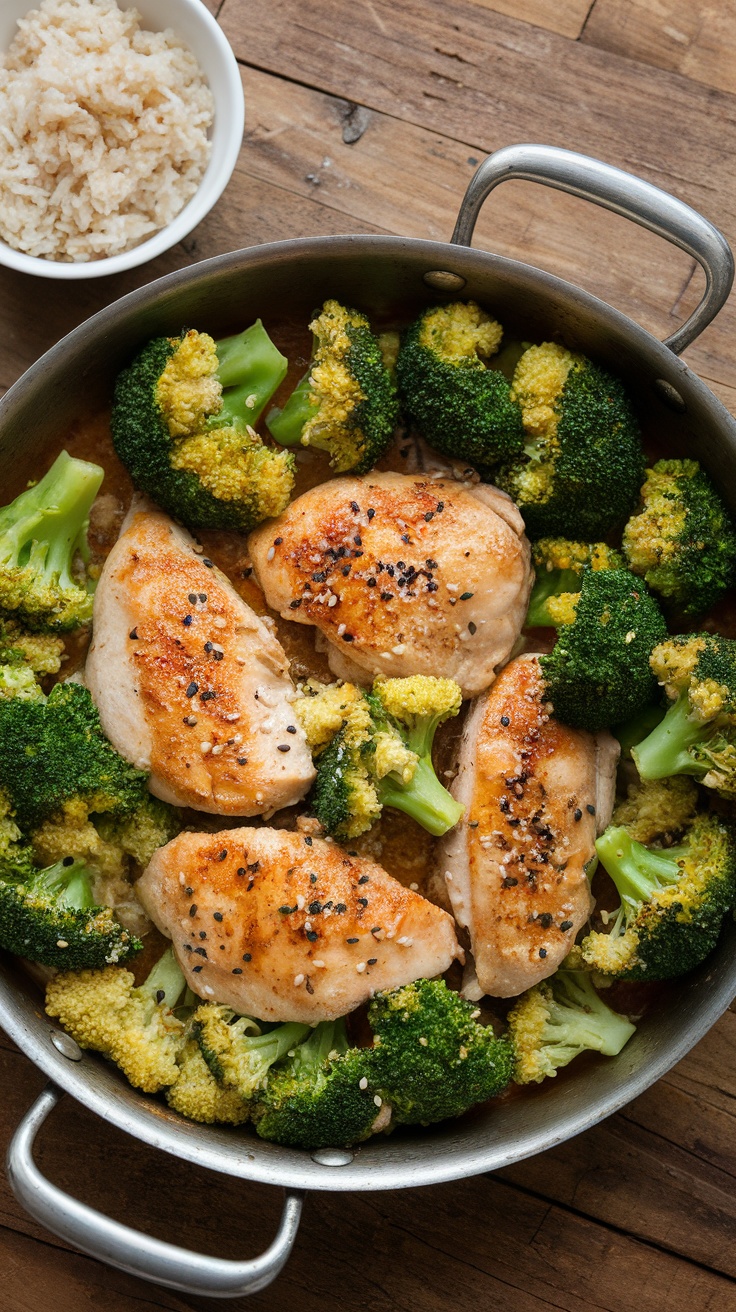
[189,905,197,917]
[277,743,291,752]
[202,559,214,569]
[397,935,413,946]
[211,744,224,755]
[294,974,305,986]
[587,804,596,815]
[574,808,583,821]
[200,741,212,754]
[182,615,192,626]
[183,715,197,726]
[237,757,248,766]
[418,1036,428,1046]
[243,953,252,962]
[346,936,359,944]
[356,962,366,973]
[359,1076,368,1089]
[468,621,477,635]
[373,1094,382,1107]
[56,939,69,948]
[350,501,360,513]
[539,948,548,958]
[129,628,138,640]
[185,682,198,697]
[267,547,275,561]
[367,957,377,965]
[560,920,574,931]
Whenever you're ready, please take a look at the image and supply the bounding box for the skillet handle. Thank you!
[450,143,734,355]
[6,1084,303,1300]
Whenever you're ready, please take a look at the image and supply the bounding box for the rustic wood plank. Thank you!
[465,0,592,40]
[0,1224,193,1312]
[583,0,736,96]
[220,0,736,390]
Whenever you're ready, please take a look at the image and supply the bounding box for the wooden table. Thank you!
[2,0,736,1307]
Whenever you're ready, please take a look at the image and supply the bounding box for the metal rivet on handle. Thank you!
[51,1030,82,1061]
[653,378,686,413]
[423,270,466,291]
[311,1147,354,1166]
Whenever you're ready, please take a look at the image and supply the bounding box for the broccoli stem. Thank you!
[526,569,581,628]
[0,452,103,583]
[266,368,316,446]
[212,321,288,428]
[293,1020,348,1070]
[595,825,684,908]
[631,692,709,780]
[547,972,636,1057]
[378,756,464,837]
[613,703,666,759]
[28,857,95,910]
[141,947,187,1010]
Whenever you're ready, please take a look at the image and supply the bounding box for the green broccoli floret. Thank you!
[395,301,525,472]
[507,969,636,1084]
[0,680,150,832]
[112,324,295,531]
[267,300,399,474]
[496,343,645,539]
[631,634,736,796]
[193,1003,309,1098]
[299,675,464,839]
[623,459,736,616]
[94,793,183,871]
[0,854,140,968]
[0,795,34,881]
[581,806,736,980]
[253,1020,381,1150]
[527,538,625,628]
[0,451,103,632]
[537,567,667,731]
[369,978,513,1125]
[45,947,186,1092]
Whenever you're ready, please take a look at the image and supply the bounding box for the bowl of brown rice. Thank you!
[0,0,245,278]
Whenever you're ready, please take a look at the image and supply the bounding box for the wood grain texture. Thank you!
[219,0,736,391]
[584,0,736,95]
[465,0,592,40]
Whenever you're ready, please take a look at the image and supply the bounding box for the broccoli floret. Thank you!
[395,301,525,471]
[193,1003,309,1098]
[611,776,699,845]
[527,538,625,628]
[537,567,667,731]
[0,853,140,968]
[253,1020,380,1149]
[0,451,103,632]
[94,793,183,871]
[45,947,186,1092]
[496,343,645,540]
[0,620,64,675]
[0,680,150,832]
[623,459,736,616]
[631,634,736,796]
[300,675,464,839]
[0,663,44,701]
[112,325,294,531]
[369,978,513,1124]
[267,300,399,474]
[507,969,636,1084]
[581,810,736,980]
[166,1038,250,1125]
[0,795,34,880]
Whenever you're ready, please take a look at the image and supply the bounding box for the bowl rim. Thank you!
[2,230,736,1192]
[0,0,245,281]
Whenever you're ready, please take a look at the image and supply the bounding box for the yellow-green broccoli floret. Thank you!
[112,324,294,531]
[582,809,736,980]
[45,948,186,1093]
[0,451,103,632]
[631,633,736,797]
[537,567,667,732]
[193,1003,309,1100]
[496,343,645,540]
[267,300,399,473]
[165,1039,251,1125]
[527,537,625,628]
[395,301,524,473]
[507,969,636,1084]
[305,675,464,840]
[623,459,736,616]
[611,776,699,846]
[0,620,64,675]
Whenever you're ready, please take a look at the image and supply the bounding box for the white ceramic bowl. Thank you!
[0,0,245,279]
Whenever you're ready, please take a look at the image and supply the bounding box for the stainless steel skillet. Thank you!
[0,143,734,1299]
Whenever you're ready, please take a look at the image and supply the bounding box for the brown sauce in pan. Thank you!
[17,318,736,1059]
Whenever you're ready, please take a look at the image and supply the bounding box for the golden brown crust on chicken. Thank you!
[248,472,532,698]
[85,506,314,815]
[439,655,618,997]
[137,828,462,1022]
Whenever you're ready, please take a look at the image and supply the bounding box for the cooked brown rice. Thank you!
[0,0,215,262]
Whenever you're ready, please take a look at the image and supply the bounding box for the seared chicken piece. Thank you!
[85,504,314,815]
[138,828,462,1023]
[249,472,532,698]
[439,655,619,997]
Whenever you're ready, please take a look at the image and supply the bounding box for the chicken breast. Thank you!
[248,472,532,698]
[439,655,619,998]
[137,828,462,1022]
[85,504,315,815]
